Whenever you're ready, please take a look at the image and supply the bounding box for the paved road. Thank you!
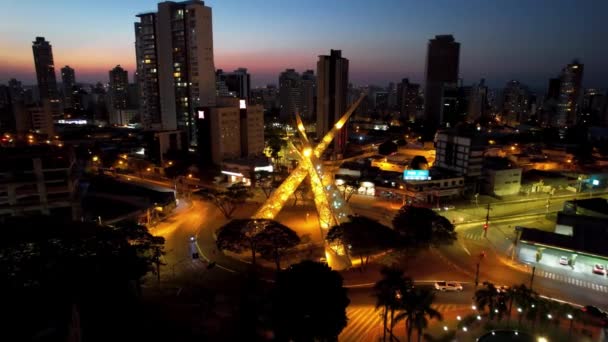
[133,173,607,340]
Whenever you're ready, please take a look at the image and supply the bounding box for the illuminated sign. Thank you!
[221,170,244,177]
[239,99,247,109]
[592,179,600,186]
[198,110,205,119]
[403,170,431,181]
[254,165,274,173]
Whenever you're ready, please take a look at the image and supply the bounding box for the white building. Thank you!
[483,167,522,197]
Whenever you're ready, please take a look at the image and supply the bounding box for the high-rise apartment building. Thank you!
[279,69,302,121]
[32,37,61,121]
[135,0,216,144]
[424,35,460,128]
[316,49,349,155]
[300,70,316,121]
[216,68,250,100]
[32,37,59,102]
[397,78,420,122]
[554,60,584,127]
[60,66,75,108]
[502,80,530,126]
[109,65,129,125]
[466,79,488,122]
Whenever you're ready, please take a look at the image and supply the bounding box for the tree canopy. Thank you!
[0,217,164,341]
[216,219,300,270]
[198,183,252,219]
[392,206,457,249]
[327,216,399,269]
[272,261,350,341]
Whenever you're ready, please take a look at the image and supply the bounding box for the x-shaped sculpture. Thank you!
[253,94,365,231]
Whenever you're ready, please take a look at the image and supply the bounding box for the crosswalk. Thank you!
[339,304,463,342]
[461,231,484,241]
[536,269,608,293]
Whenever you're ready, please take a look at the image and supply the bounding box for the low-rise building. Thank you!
[482,157,522,197]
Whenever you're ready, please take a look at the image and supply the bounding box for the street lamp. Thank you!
[567,313,574,338]
[517,307,524,327]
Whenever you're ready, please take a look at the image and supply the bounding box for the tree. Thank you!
[336,176,362,202]
[394,287,442,342]
[255,222,300,271]
[373,266,413,341]
[272,261,349,341]
[326,216,399,271]
[113,221,166,287]
[0,217,164,341]
[474,281,503,320]
[293,179,310,206]
[379,140,398,155]
[502,284,536,327]
[254,170,278,199]
[392,206,457,250]
[198,183,252,219]
[409,156,429,170]
[216,219,299,270]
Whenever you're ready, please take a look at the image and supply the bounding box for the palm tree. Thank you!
[373,267,412,341]
[474,281,501,320]
[393,287,442,342]
[504,284,536,327]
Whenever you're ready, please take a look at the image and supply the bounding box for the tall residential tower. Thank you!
[316,49,349,155]
[134,0,216,143]
[424,35,460,129]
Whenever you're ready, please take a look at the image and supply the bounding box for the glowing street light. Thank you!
[303,147,312,158]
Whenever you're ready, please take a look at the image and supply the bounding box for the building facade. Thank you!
[300,70,316,121]
[278,69,302,121]
[109,65,129,125]
[397,78,420,122]
[502,80,530,126]
[216,68,250,100]
[60,66,75,109]
[316,49,349,155]
[135,0,216,144]
[424,35,460,129]
[554,60,584,127]
[32,37,61,121]
[197,98,264,165]
[0,146,77,218]
[434,130,484,194]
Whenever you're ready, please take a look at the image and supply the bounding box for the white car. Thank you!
[559,256,569,266]
[435,281,463,292]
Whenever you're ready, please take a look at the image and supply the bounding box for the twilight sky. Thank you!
[0,0,607,90]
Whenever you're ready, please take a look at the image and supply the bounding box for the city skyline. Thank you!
[1,0,607,89]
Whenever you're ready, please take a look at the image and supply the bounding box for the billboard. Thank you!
[403,170,431,181]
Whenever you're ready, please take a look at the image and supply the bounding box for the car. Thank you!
[434,281,463,292]
[593,264,606,275]
[559,256,569,266]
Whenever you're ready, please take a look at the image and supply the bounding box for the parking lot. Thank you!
[518,243,608,289]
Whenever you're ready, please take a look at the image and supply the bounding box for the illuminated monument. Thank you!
[253,95,365,269]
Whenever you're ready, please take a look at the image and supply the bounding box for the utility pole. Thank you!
[483,203,490,237]
[529,265,536,290]
[474,251,486,287]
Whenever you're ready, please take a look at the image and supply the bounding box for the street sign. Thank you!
[403,169,431,180]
